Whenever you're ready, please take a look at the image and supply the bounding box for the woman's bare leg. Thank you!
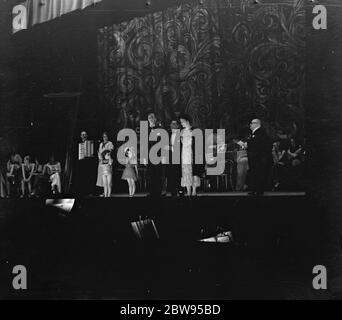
[21,181,25,196]
[102,175,107,197]
[130,179,134,196]
[132,180,136,196]
[107,175,112,197]
[6,180,10,197]
[127,179,131,196]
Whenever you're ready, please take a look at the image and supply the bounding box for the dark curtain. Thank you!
[98,0,305,139]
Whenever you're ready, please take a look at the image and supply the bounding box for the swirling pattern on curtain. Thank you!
[98,0,305,138]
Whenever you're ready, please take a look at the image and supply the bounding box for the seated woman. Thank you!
[21,155,35,197]
[31,156,50,196]
[6,153,22,197]
[43,154,62,194]
[0,162,6,198]
[236,149,249,191]
[286,138,304,167]
[272,141,285,190]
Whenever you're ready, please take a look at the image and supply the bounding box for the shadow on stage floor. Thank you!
[0,193,332,299]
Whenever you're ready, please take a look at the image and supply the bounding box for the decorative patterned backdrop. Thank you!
[97,0,305,138]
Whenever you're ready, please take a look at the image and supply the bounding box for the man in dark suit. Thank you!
[165,119,181,196]
[146,112,163,197]
[246,119,273,196]
[74,130,96,196]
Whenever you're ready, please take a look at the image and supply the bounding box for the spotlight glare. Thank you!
[45,198,75,214]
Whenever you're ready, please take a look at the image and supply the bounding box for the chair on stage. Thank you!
[203,148,235,192]
[216,159,235,192]
[137,166,147,192]
[235,150,249,191]
[0,170,6,198]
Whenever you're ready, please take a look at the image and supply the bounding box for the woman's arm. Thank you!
[22,164,27,182]
[294,147,302,156]
[7,164,14,176]
[287,149,296,157]
[27,163,35,181]
[42,164,47,176]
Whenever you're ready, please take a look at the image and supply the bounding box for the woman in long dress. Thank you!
[96,132,114,195]
[6,153,22,197]
[179,114,201,197]
[21,155,35,197]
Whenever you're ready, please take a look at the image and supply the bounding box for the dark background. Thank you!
[1,0,306,158]
[0,0,198,160]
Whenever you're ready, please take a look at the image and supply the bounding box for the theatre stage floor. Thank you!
[0,192,333,299]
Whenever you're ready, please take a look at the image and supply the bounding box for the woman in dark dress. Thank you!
[6,153,22,197]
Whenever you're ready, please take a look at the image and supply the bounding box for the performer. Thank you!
[121,147,138,197]
[100,149,113,197]
[43,154,62,194]
[21,155,35,197]
[165,119,181,196]
[0,161,5,198]
[272,141,285,190]
[96,132,114,195]
[239,119,272,196]
[286,138,304,167]
[75,130,95,196]
[6,153,22,197]
[179,114,203,197]
[235,143,249,192]
[31,156,50,197]
[146,112,163,197]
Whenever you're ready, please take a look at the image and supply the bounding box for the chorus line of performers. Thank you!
[74,113,204,197]
[0,154,61,198]
[0,114,304,198]
[73,113,304,198]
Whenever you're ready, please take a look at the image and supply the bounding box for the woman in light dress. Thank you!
[96,132,114,195]
[6,153,22,197]
[100,149,113,197]
[179,114,202,197]
[121,147,138,197]
[43,154,62,194]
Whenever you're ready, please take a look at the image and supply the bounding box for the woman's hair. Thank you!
[102,149,111,159]
[147,110,155,117]
[179,113,192,125]
[124,147,137,163]
[13,154,22,164]
[124,147,135,157]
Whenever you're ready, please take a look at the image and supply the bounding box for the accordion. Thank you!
[78,140,94,160]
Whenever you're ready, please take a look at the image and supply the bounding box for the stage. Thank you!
[108,191,305,197]
[0,191,329,299]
